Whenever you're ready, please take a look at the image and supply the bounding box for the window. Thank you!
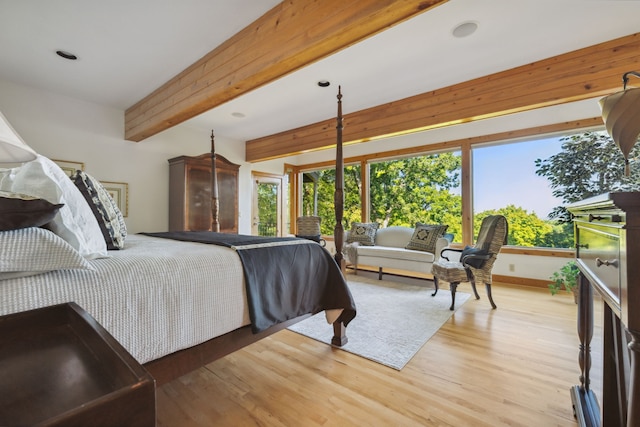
[369,152,462,241]
[301,164,361,235]
[472,131,640,248]
[292,128,636,250]
[472,137,571,247]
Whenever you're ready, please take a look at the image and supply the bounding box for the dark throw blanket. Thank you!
[141,231,356,333]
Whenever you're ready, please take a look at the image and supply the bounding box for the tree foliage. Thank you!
[256,182,278,236]
[299,131,639,249]
[535,131,640,223]
[302,165,362,235]
[474,205,554,247]
[302,153,464,239]
[369,153,462,238]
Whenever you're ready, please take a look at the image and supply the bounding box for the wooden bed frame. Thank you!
[143,87,348,386]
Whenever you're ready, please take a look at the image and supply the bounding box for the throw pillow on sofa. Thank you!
[346,222,379,246]
[405,223,448,253]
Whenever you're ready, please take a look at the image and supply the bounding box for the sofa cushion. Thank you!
[405,223,448,253]
[346,222,379,246]
[357,245,436,263]
[374,226,414,248]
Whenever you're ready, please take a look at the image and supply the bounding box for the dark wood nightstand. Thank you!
[0,302,155,426]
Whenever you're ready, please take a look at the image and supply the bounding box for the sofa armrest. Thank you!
[435,237,454,260]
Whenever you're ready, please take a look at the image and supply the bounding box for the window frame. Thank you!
[287,118,604,256]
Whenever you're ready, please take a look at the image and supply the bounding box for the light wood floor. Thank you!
[156,274,603,426]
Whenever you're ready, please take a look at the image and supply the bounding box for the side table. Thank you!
[0,302,155,426]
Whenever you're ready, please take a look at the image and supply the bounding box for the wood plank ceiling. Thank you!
[124,0,639,164]
[246,32,640,162]
[124,0,448,142]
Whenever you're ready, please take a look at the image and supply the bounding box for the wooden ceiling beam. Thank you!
[124,0,448,142]
[245,32,640,162]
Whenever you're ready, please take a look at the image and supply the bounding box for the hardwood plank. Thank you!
[124,0,447,142]
[157,275,603,426]
[246,32,640,162]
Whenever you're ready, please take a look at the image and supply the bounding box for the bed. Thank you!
[0,88,354,386]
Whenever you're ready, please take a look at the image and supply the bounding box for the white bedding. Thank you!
[0,234,251,364]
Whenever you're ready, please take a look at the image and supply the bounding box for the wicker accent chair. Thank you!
[295,216,326,247]
[431,215,508,310]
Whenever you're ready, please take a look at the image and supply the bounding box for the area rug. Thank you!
[288,275,470,370]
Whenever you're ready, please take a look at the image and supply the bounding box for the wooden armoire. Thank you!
[168,153,240,233]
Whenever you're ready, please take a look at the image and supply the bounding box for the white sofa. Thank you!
[344,226,452,280]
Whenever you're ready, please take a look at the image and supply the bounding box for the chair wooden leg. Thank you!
[486,283,497,309]
[432,276,439,297]
[378,267,383,280]
[470,278,481,300]
[449,282,458,311]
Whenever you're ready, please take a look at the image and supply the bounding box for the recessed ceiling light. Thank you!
[56,50,78,60]
[231,112,245,118]
[317,80,330,87]
[452,21,478,38]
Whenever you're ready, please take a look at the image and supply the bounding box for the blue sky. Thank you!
[472,137,563,220]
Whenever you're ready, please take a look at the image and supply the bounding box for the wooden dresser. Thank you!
[568,192,640,427]
[168,153,240,233]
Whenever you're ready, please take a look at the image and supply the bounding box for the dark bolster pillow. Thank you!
[0,191,63,231]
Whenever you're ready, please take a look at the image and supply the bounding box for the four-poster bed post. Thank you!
[193,87,351,355]
[331,86,348,346]
[210,130,220,232]
[334,86,345,273]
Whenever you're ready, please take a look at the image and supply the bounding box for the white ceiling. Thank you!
[1,0,639,144]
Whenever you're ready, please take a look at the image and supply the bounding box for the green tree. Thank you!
[302,165,361,235]
[369,153,462,239]
[257,182,277,235]
[474,205,553,247]
[535,131,640,223]
[302,153,462,239]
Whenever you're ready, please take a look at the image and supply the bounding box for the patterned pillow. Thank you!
[346,222,380,246]
[0,190,63,231]
[405,223,448,253]
[0,227,96,279]
[72,171,127,250]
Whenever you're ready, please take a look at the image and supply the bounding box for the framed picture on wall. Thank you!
[102,181,129,217]
[52,159,85,177]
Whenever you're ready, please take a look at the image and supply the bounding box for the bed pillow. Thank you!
[72,170,127,250]
[0,227,96,280]
[0,155,107,258]
[405,223,448,253]
[0,190,63,231]
[346,222,380,246]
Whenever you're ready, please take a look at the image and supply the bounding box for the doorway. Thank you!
[252,172,283,236]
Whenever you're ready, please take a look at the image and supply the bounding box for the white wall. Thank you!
[0,78,259,234]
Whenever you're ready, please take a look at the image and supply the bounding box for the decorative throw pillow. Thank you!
[0,190,63,231]
[346,222,379,246]
[0,227,96,280]
[72,170,127,250]
[0,155,107,258]
[461,245,489,269]
[405,223,448,253]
